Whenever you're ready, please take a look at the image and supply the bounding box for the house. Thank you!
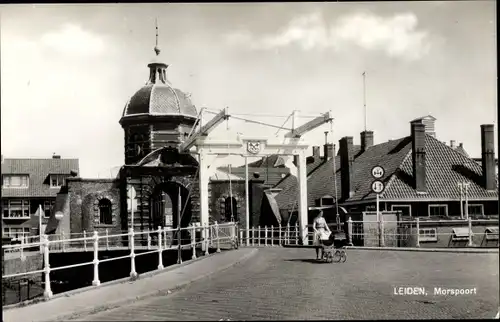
[272,116,498,225]
[1,155,79,238]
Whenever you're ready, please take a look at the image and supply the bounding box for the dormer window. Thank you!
[320,195,335,207]
[50,174,67,188]
[2,175,29,188]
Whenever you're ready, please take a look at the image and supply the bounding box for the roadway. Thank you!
[73,248,499,320]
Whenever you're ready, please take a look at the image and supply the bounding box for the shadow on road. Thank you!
[284,259,329,264]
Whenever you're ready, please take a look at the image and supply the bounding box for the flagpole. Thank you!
[363,71,367,132]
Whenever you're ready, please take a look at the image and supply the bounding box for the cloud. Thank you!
[40,23,106,56]
[227,11,431,61]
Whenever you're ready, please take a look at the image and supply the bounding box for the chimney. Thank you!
[323,131,334,161]
[459,143,463,148]
[312,146,320,158]
[480,124,495,190]
[339,136,354,201]
[52,153,61,159]
[411,122,427,193]
[324,144,334,161]
[360,131,374,152]
[450,140,456,149]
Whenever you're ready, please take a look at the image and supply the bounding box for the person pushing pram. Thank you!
[312,210,332,260]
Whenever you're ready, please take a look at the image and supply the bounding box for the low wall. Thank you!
[399,220,499,248]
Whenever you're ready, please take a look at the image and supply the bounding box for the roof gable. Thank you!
[1,158,79,198]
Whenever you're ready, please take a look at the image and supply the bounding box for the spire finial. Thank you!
[154,18,160,56]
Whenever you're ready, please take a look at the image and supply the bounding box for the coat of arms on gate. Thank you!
[247,141,261,154]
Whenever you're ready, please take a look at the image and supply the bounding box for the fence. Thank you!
[2,222,238,301]
[348,217,499,248]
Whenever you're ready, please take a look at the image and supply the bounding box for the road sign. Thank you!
[371,180,385,194]
[371,166,385,179]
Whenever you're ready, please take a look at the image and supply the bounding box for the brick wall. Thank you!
[209,181,247,228]
[67,179,121,239]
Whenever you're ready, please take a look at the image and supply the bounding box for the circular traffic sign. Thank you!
[371,180,385,194]
[371,166,385,179]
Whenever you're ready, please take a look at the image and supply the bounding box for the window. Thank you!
[2,200,30,219]
[2,175,29,188]
[320,195,335,207]
[224,197,238,222]
[419,228,437,242]
[3,227,30,238]
[429,205,448,217]
[44,200,55,218]
[365,205,376,211]
[467,204,484,216]
[391,205,411,217]
[99,199,112,225]
[50,175,67,188]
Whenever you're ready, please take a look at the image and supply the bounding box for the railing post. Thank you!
[415,218,420,248]
[105,229,109,251]
[286,223,290,245]
[215,221,221,253]
[258,226,261,246]
[468,217,473,247]
[20,236,26,261]
[191,225,197,259]
[43,235,53,299]
[83,230,87,252]
[295,223,298,245]
[62,231,66,253]
[147,233,151,250]
[157,226,164,270]
[163,228,167,249]
[279,224,282,246]
[92,231,100,286]
[270,225,274,246]
[347,217,353,246]
[251,227,255,246]
[231,224,236,249]
[239,229,243,247]
[379,215,385,247]
[129,228,137,278]
[264,226,268,247]
[204,224,209,256]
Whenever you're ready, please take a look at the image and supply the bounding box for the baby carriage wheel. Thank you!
[333,250,342,262]
[340,250,347,263]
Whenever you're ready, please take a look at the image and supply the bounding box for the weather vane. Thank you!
[154,18,161,56]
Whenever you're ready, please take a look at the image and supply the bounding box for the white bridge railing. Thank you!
[2,222,238,301]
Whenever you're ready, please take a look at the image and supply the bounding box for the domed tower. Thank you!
[119,31,198,165]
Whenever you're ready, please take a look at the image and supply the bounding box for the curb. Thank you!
[283,245,498,253]
[41,248,258,322]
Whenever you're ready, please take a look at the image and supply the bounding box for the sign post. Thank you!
[371,166,385,247]
[128,185,136,231]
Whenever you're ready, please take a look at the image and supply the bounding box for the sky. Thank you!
[1,2,497,178]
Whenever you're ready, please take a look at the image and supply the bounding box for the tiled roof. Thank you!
[244,155,288,168]
[274,134,498,210]
[210,169,244,182]
[1,158,79,198]
[218,167,290,187]
[122,84,197,118]
[381,135,498,201]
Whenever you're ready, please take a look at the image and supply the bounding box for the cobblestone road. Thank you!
[74,248,499,320]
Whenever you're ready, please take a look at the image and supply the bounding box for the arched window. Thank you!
[224,197,238,222]
[99,199,112,225]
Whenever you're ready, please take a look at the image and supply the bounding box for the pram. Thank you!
[319,232,347,263]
